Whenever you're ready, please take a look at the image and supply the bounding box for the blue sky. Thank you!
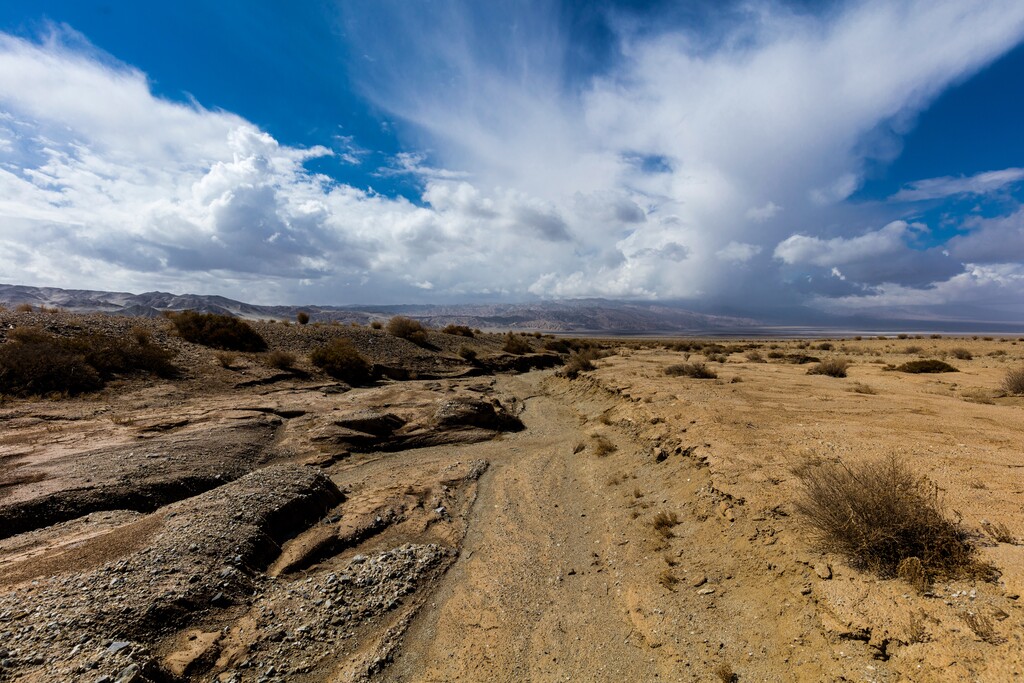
[0,1,1023,322]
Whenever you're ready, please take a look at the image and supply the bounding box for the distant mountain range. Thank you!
[0,283,759,334]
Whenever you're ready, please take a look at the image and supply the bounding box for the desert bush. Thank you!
[665,362,717,379]
[766,350,785,359]
[370,320,383,330]
[894,359,958,373]
[457,346,477,362]
[561,350,599,379]
[590,434,617,456]
[980,520,1016,544]
[296,311,310,325]
[441,324,474,337]
[544,338,572,354]
[848,382,877,395]
[705,353,728,363]
[386,316,428,345]
[652,510,680,538]
[897,333,909,339]
[745,350,765,363]
[0,328,175,397]
[817,342,834,351]
[171,311,266,352]
[265,350,296,370]
[215,351,236,369]
[807,358,850,378]
[14,303,33,313]
[1002,367,1024,395]
[309,339,372,385]
[905,345,923,354]
[794,455,978,579]
[502,332,532,355]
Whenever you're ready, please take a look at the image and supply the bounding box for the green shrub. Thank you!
[309,339,371,385]
[171,311,266,351]
[386,316,428,345]
[894,359,958,374]
[502,332,532,355]
[807,358,850,378]
[795,455,979,580]
[665,362,717,379]
[441,324,474,337]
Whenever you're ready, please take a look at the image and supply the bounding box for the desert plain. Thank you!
[0,310,1022,683]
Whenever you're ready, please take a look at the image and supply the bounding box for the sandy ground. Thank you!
[1,332,1023,681]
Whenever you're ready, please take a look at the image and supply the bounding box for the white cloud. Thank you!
[774,220,911,267]
[717,241,762,263]
[745,201,781,222]
[890,167,1024,202]
[2,4,1024,314]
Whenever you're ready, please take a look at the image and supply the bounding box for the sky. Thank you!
[1,1,1023,322]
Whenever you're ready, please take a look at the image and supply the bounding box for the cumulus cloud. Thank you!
[890,167,1024,202]
[2,3,1024,316]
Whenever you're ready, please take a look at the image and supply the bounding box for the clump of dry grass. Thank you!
[961,611,1003,644]
[264,350,296,370]
[713,662,737,683]
[950,347,973,360]
[794,455,980,581]
[1001,367,1024,395]
[386,316,429,346]
[665,362,717,379]
[980,520,1017,544]
[214,351,236,369]
[807,358,850,378]
[658,569,679,590]
[591,434,617,456]
[652,510,680,538]
[848,382,877,395]
[893,359,958,373]
[560,349,600,379]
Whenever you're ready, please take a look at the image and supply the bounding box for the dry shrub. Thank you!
[215,351,236,369]
[980,520,1016,544]
[296,311,310,325]
[457,346,477,362]
[848,382,877,395]
[665,362,717,379]
[705,353,728,363]
[502,332,533,355]
[745,350,765,363]
[950,347,973,360]
[560,349,600,379]
[543,338,572,354]
[897,557,930,593]
[713,663,737,683]
[370,320,383,330]
[658,569,679,590]
[441,324,474,337]
[265,350,296,370]
[1001,367,1024,395]
[962,611,1003,644]
[0,327,175,397]
[386,316,428,345]
[171,311,266,351]
[652,510,680,538]
[894,359,958,374]
[309,338,371,385]
[807,358,850,378]
[14,303,33,313]
[591,434,617,456]
[794,455,979,580]
[905,345,923,354]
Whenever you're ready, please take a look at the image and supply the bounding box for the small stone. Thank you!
[350,555,367,565]
[697,587,716,595]
[105,641,131,656]
[814,563,832,580]
[115,663,142,683]
[690,575,707,588]
[95,677,113,683]
[211,592,231,608]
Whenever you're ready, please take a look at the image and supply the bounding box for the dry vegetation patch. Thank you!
[795,455,980,582]
[665,362,717,379]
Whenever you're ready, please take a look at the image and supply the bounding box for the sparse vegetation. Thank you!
[745,349,765,363]
[14,303,33,313]
[171,311,267,352]
[544,338,572,354]
[502,332,532,355]
[309,338,372,385]
[1001,367,1024,395]
[980,520,1016,544]
[794,455,980,580]
[591,434,617,456]
[807,358,850,378]
[713,662,737,683]
[296,311,310,325]
[441,324,474,337]
[457,346,477,362]
[652,510,680,538]
[214,351,237,369]
[950,347,972,360]
[658,569,679,590]
[386,316,429,345]
[665,362,717,379]
[0,327,175,397]
[265,350,297,370]
[561,349,601,379]
[893,359,958,374]
[962,611,1002,644]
